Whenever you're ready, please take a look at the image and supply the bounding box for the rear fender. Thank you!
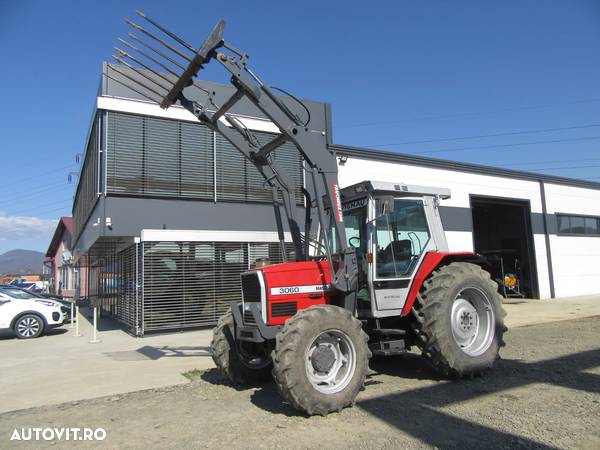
[401,252,491,316]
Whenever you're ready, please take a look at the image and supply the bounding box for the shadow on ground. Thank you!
[137,345,212,359]
[104,345,212,361]
[203,348,600,449]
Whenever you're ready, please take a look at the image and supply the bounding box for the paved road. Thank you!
[1,316,599,449]
[0,307,214,413]
[1,296,598,414]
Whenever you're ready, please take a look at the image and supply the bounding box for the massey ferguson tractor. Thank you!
[110,13,507,416]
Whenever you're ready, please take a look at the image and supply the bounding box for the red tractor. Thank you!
[110,13,507,416]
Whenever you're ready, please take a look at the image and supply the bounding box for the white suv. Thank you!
[0,287,66,339]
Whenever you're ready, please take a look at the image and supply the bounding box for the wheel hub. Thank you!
[305,330,357,394]
[451,298,478,343]
[311,343,337,373]
[450,289,495,357]
[18,317,39,337]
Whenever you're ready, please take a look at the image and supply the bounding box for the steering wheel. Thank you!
[348,236,361,248]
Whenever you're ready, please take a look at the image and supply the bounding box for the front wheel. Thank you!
[14,314,44,339]
[272,305,370,416]
[411,262,507,377]
[210,308,272,385]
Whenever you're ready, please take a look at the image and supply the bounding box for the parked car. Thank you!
[9,278,49,293]
[0,285,75,324]
[0,287,67,339]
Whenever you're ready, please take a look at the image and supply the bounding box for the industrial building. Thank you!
[71,64,600,335]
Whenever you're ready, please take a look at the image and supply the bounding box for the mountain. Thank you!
[0,249,45,275]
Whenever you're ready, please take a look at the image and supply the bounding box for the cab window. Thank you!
[374,199,430,278]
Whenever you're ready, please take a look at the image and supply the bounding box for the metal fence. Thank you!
[141,240,294,333]
[90,240,293,335]
[85,243,143,335]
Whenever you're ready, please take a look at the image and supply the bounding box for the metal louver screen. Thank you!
[116,244,141,332]
[89,244,142,335]
[216,131,303,204]
[142,241,294,332]
[105,111,303,204]
[106,112,214,199]
[73,114,100,241]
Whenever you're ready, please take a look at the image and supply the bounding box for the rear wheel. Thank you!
[411,262,507,377]
[272,305,370,416]
[13,314,44,339]
[211,308,272,385]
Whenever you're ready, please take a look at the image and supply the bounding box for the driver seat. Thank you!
[381,239,412,263]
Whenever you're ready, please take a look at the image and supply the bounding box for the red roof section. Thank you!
[46,217,74,258]
[62,217,73,234]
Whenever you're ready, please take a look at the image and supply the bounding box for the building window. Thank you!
[73,269,80,290]
[60,266,69,290]
[557,214,600,236]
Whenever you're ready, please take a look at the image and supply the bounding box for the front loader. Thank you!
[109,12,507,416]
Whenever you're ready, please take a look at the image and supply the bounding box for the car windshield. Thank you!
[0,288,37,299]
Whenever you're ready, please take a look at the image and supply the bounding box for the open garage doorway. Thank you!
[470,196,539,298]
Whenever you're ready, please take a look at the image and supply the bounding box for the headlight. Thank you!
[35,300,59,307]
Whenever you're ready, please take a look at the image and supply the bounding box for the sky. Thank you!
[0,0,599,254]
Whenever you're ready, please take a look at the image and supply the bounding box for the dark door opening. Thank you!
[471,196,539,298]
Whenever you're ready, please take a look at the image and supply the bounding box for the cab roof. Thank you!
[341,180,451,199]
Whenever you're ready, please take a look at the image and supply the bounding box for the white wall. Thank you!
[544,183,600,297]
[338,156,553,298]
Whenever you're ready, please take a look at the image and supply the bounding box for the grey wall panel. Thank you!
[440,205,558,235]
[101,63,330,137]
[72,197,105,261]
[530,213,547,235]
[439,206,473,232]
[103,196,305,236]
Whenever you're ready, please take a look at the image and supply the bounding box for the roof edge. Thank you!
[332,144,600,191]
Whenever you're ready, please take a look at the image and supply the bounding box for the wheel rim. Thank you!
[17,317,40,337]
[450,287,495,357]
[305,329,356,394]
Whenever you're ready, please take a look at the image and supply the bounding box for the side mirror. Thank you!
[379,196,396,215]
[367,196,397,224]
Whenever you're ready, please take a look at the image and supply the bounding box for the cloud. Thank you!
[0,215,57,240]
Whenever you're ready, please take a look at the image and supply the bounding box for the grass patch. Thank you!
[182,368,205,381]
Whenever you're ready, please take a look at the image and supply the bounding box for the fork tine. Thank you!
[105,71,162,104]
[118,37,180,78]
[128,32,186,71]
[107,64,165,101]
[111,54,170,95]
[126,18,193,63]
[135,10,197,53]
[113,47,174,91]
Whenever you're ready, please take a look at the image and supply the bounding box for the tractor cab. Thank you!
[334,181,451,319]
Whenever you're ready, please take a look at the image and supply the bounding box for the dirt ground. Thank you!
[1,316,599,450]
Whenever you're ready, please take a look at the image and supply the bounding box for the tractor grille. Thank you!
[243,309,257,325]
[241,272,261,303]
[271,302,297,317]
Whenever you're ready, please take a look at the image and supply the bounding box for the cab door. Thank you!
[369,198,434,316]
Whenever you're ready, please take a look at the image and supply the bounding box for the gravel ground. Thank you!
[1,316,599,449]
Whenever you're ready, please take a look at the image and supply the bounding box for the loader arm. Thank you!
[108,13,358,308]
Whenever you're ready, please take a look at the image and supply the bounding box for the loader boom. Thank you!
[109,13,358,308]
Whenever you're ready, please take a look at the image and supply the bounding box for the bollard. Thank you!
[74,305,82,337]
[69,302,75,329]
[89,306,101,344]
